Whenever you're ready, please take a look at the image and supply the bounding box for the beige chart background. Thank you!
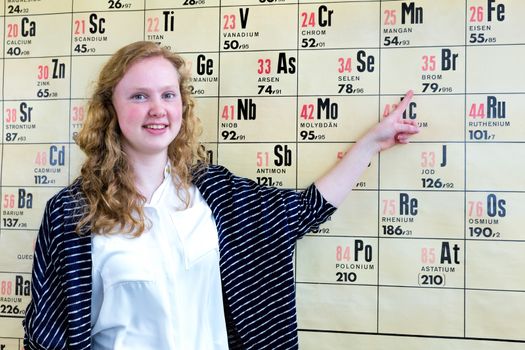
[0,0,524,349]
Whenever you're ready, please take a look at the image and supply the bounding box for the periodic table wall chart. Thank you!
[0,0,524,349]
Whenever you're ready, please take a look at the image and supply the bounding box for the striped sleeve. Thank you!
[194,165,337,349]
[293,182,337,239]
[196,164,337,240]
[23,195,69,350]
[23,184,92,350]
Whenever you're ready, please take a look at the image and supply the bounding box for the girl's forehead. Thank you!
[117,57,181,87]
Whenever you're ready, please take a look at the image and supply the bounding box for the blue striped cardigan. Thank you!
[23,164,336,349]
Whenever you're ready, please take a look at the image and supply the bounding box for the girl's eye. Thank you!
[131,94,146,100]
[163,92,176,99]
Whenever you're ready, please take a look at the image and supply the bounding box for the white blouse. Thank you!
[91,171,228,349]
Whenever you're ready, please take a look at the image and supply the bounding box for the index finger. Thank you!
[393,90,414,114]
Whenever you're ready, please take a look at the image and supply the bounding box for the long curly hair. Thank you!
[75,41,206,236]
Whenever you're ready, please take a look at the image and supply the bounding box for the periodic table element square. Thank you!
[466,290,525,341]
[1,186,58,232]
[380,142,464,191]
[201,142,218,165]
[194,97,218,143]
[296,284,377,333]
[4,57,71,100]
[296,236,378,285]
[466,192,524,241]
[298,332,505,350]
[147,0,219,8]
[467,45,525,93]
[220,51,297,96]
[0,338,20,350]
[70,99,88,143]
[300,0,372,3]
[381,0,464,48]
[298,95,378,143]
[5,13,71,57]
[71,55,109,99]
[184,53,219,97]
[5,0,70,15]
[74,0,143,11]
[296,142,379,190]
[298,1,379,49]
[466,143,525,191]
[305,190,378,237]
[0,17,3,64]
[380,94,464,142]
[220,5,297,51]
[218,97,295,143]
[0,58,3,98]
[218,143,297,189]
[381,46,465,95]
[299,49,379,96]
[72,11,144,55]
[0,272,32,337]
[2,144,69,187]
[466,94,525,142]
[3,100,69,144]
[379,238,464,289]
[379,287,464,337]
[221,0,297,5]
[379,191,464,239]
[468,241,525,291]
[467,0,525,45]
[0,229,37,273]
[145,8,219,52]
[70,144,86,180]
[0,144,4,169]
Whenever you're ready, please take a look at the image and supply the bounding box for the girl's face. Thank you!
[112,56,183,162]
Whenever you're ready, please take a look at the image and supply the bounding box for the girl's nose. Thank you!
[148,101,166,117]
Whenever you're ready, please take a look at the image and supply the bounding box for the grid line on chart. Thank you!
[463,0,468,339]
[68,1,74,184]
[376,0,382,334]
[298,328,525,344]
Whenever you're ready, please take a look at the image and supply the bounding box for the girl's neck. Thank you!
[127,152,169,203]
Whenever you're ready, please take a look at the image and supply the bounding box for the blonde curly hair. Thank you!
[75,41,206,236]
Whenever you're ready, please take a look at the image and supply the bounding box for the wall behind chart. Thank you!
[0,0,524,349]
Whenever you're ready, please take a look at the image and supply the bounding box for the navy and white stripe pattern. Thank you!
[23,164,336,349]
[23,180,92,350]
